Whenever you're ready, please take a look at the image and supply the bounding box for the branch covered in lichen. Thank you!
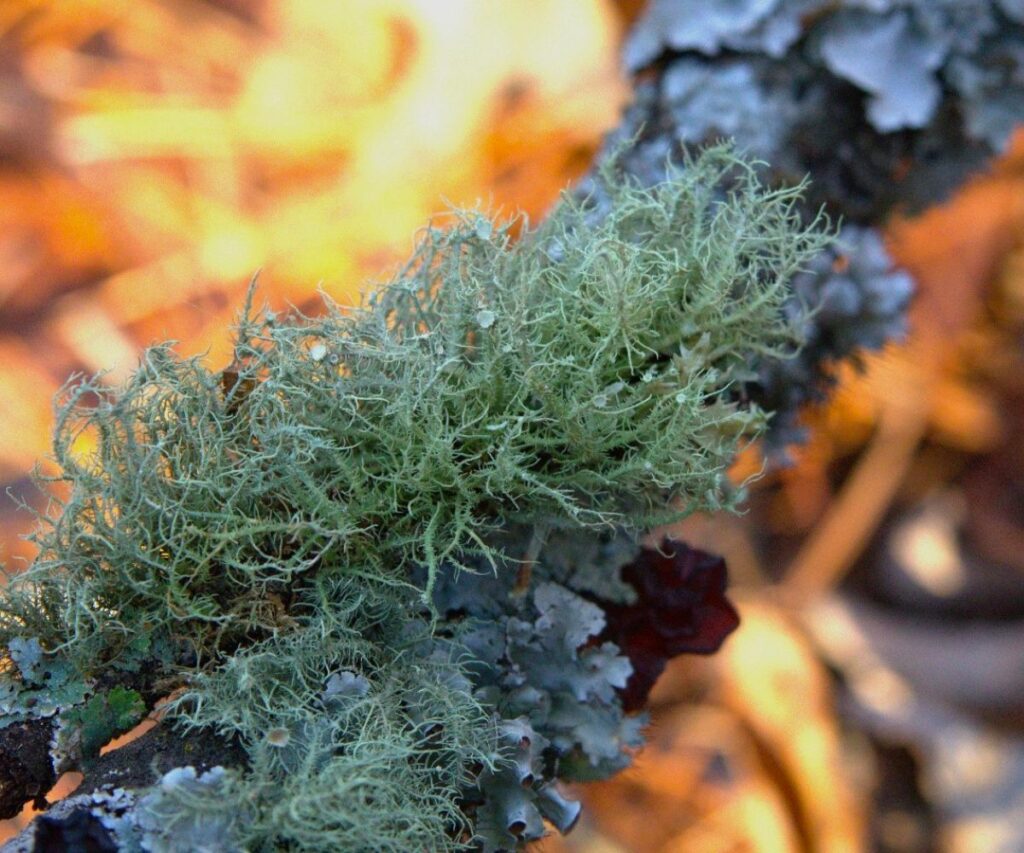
[0,145,827,674]
[0,145,830,851]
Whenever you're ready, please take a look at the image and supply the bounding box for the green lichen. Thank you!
[0,147,827,677]
[169,575,496,852]
[0,145,830,850]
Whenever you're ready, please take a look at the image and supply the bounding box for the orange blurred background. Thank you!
[2,2,1024,851]
[0,0,627,562]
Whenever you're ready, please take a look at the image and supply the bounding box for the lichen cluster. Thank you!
[0,147,830,851]
[587,0,1022,451]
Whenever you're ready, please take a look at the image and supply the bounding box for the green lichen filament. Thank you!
[0,146,830,851]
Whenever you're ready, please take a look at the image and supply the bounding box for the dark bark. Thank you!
[0,713,244,831]
[76,722,246,796]
[0,718,58,819]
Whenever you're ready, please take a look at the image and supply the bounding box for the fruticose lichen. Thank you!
[588,0,1022,453]
[0,146,830,851]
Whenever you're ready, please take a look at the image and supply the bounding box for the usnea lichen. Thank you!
[0,146,830,851]
[0,146,828,674]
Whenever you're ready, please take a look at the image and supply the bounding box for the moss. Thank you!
[61,687,146,763]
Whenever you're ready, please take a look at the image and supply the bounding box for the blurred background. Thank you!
[1,1,1023,850]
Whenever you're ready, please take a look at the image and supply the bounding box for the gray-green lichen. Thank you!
[0,145,830,851]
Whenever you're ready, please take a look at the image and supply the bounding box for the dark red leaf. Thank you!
[599,539,739,711]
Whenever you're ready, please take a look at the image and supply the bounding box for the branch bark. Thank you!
[1,718,245,852]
